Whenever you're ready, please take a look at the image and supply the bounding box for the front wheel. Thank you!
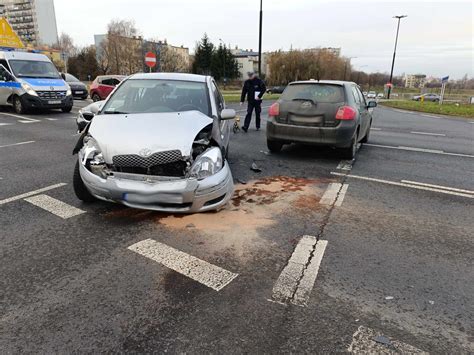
[92,93,101,102]
[62,106,73,113]
[73,161,96,202]
[13,96,26,114]
[267,139,283,153]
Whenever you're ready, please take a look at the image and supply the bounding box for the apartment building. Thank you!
[404,74,426,88]
[0,0,58,46]
[231,47,268,78]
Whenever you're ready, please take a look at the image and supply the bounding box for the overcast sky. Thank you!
[54,0,473,79]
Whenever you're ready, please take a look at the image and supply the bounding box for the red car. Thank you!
[89,75,126,102]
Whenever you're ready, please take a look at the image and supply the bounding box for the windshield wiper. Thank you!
[103,111,129,115]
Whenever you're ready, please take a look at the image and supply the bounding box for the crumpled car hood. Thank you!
[89,111,213,163]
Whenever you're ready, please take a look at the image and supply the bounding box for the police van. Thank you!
[0,50,73,113]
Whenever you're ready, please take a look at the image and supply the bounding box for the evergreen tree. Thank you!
[210,44,239,81]
[192,33,214,75]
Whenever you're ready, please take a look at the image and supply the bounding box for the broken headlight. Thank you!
[189,147,223,180]
[81,135,106,178]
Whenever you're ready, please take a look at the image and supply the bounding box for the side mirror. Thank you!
[61,73,66,80]
[367,101,377,108]
[220,108,236,120]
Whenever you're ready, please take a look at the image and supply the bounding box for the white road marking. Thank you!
[365,143,474,159]
[320,183,349,206]
[336,160,353,171]
[45,118,58,121]
[0,122,13,126]
[370,127,382,131]
[24,194,85,219]
[0,183,67,205]
[272,236,327,306]
[331,172,474,199]
[128,239,238,291]
[400,180,474,195]
[410,131,446,137]
[0,112,40,122]
[18,120,40,124]
[348,326,426,354]
[0,140,35,149]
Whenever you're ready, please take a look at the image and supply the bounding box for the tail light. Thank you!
[268,102,280,117]
[335,106,356,120]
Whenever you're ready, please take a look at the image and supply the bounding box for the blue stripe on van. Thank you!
[0,82,21,88]
[22,78,66,87]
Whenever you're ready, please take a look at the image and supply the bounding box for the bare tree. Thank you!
[53,32,76,57]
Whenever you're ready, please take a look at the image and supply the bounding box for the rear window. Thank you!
[281,84,344,103]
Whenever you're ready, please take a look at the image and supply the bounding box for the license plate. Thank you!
[48,100,61,105]
[75,91,83,94]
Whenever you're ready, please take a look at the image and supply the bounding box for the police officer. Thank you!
[240,71,266,132]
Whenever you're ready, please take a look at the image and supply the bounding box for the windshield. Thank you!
[9,60,61,79]
[65,73,80,82]
[102,79,210,116]
[282,84,344,103]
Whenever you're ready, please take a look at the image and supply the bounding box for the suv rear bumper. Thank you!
[266,117,356,147]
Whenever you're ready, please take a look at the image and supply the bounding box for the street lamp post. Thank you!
[219,38,226,88]
[387,15,407,99]
[258,0,263,76]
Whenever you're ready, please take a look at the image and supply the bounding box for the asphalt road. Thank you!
[1,99,473,353]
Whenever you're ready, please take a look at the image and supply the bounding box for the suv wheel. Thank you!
[267,139,283,153]
[62,106,73,113]
[73,161,96,202]
[341,135,357,159]
[13,96,26,114]
[92,93,101,102]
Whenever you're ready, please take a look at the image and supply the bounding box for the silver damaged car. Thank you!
[72,73,236,213]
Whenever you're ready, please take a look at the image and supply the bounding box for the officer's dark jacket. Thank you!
[240,77,267,103]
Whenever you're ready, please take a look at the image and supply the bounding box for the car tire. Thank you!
[361,122,371,143]
[13,96,26,114]
[62,106,73,113]
[73,161,96,202]
[340,135,357,159]
[92,93,101,102]
[267,139,283,153]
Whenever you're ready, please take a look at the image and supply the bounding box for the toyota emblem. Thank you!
[301,101,312,108]
[139,148,152,157]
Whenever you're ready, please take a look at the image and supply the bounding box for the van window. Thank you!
[9,60,61,79]
[282,84,344,103]
[0,59,10,72]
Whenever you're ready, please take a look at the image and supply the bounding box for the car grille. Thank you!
[37,91,67,100]
[112,150,187,177]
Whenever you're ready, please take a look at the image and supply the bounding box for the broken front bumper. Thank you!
[78,159,234,213]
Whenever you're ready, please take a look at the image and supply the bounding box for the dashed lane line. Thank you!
[336,160,353,171]
[271,236,328,306]
[0,140,35,149]
[0,122,13,126]
[320,183,349,206]
[0,112,40,122]
[348,326,426,354]
[0,183,67,205]
[128,238,238,291]
[331,172,474,199]
[24,194,86,219]
[370,127,382,131]
[365,143,474,158]
[410,131,446,137]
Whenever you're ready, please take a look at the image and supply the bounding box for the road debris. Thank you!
[385,296,394,300]
[251,162,262,173]
[373,335,392,347]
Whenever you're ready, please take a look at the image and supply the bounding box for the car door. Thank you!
[100,78,118,99]
[351,85,370,136]
[0,64,15,105]
[211,80,231,153]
